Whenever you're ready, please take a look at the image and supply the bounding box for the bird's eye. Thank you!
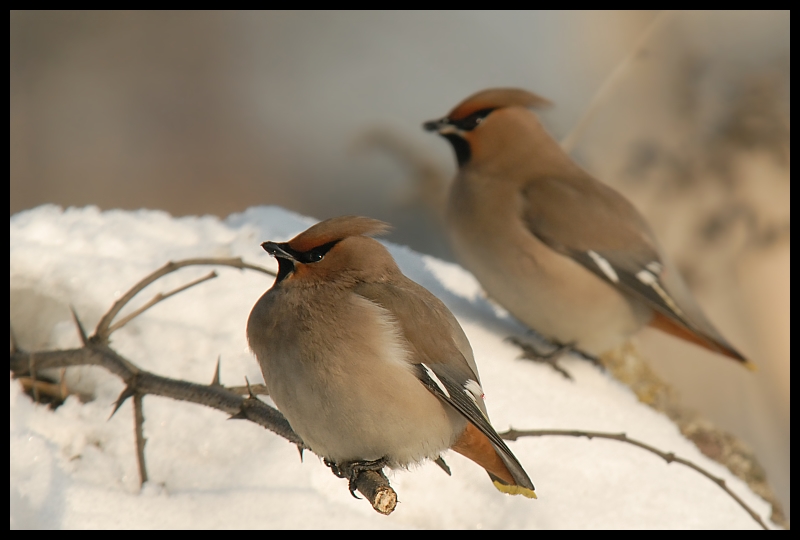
[306,251,324,263]
[299,239,340,264]
[452,108,496,131]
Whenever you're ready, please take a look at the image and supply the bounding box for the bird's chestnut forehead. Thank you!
[447,88,552,120]
[287,216,391,253]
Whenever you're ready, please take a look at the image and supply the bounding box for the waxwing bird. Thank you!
[423,88,753,369]
[247,216,536,498]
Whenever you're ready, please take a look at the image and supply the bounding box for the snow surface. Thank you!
[10,205,774,529]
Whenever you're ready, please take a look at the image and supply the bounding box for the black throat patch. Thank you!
[442,133,471,167]
[275,257,295,283]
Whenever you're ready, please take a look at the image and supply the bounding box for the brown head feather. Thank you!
[447,88,553,121]
[288,215,391,253]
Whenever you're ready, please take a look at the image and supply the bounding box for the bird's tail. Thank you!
[452,423,537,499]
[489,473,538,499]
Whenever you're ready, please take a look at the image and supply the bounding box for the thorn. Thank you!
[211,356,222,386]
[244,376,256,399]
[434,456,452,476]
[70,306,89,346]
[297,445,304,463]
[228,410,247,420]
[109,386,136,419]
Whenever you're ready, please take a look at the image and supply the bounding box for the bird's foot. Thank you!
[506,336,600,380]
[508,336,574,380]
[326,458,388,499]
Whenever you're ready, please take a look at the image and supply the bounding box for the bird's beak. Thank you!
[423,117,451,133]
[261,241,297,261]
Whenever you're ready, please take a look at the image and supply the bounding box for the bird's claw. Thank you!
[326,457,388,499]
[506,336,582,380]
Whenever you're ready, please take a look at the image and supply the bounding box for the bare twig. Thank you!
[133,393,148,486]
[107,271,218,334]
[500,428,769,530]
[93,258,275,343]
[17,377,68,401]
[341,465,397,515]
[560,10,674,154]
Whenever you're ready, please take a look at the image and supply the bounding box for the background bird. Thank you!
[247,215,537,498]
[423,88,753,372]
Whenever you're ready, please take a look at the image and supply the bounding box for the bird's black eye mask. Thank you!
[268,240,341,282]
[430,108,497,167]
[448,108,497,132]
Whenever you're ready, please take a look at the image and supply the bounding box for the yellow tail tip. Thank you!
[492,480,537,499]
[744,361,758,372]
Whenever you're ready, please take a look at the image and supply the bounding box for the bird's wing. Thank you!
[353,279,483,411]
[412,359,536,494]
[353,274,480,382]
[519,174,747,362]
[353,279,535,492]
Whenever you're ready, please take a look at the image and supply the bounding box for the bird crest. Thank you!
[288,216,391,253]
[447,88,552,121]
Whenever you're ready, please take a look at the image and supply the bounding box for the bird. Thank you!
[247,215,536,498]
[423,87,753,371]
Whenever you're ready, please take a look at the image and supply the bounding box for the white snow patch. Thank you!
[421,255,484,302]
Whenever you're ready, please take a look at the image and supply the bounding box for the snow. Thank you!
[10,205,774,529]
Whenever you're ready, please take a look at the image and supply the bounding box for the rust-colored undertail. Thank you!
[648,311,755,370]
[452,422,516,485]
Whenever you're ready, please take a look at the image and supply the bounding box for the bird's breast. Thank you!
[247,287,463,466]
[446,172,651,354]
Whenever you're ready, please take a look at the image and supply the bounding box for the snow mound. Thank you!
[10,205,772,529]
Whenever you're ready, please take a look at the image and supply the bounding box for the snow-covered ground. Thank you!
[10,205,774,529]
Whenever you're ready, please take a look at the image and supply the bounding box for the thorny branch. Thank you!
[500,428,770,530]
[8,344,396,514]
[8,257,772,524]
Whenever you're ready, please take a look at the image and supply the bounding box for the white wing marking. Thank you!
[636,269,685,317]
[421,363,450,398]
[646,261,663,274]
[588,250,619,283]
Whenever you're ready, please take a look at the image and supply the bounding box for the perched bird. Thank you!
[423,88,752,369]
[247,216,536,498]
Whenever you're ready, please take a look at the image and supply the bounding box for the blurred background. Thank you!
[10,10,789,518]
